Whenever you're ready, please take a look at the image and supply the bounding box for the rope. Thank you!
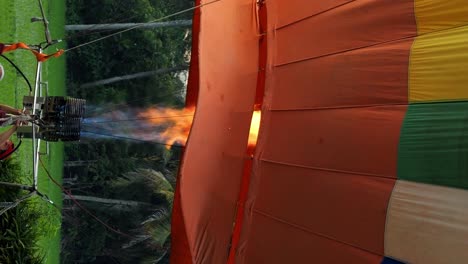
[0,191,35,217]
[84,114,194,124]
[64,0,221,53]
[64,0,190,41]
[0,54,33,93]
[64,14,143,41]
[80,130,184,148]
[40,158,172,252]
[83,88,188,116]
[39,157,133,238]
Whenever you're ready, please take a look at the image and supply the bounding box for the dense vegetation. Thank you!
[0,160,46,263]
[63,0,193,262]
[66,0,193,107]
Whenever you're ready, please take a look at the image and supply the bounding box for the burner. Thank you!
[19,96,86,141]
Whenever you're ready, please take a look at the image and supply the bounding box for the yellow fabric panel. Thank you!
[415,0,468,34]
[385,180,468,264]
[409,25,468,102]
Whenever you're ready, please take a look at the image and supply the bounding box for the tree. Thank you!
[65,0,192,107]
[63,194,154,208]
[63,0,193,261]
[61,169,175,263]
[65,20,192,31]
[79,65,188,89]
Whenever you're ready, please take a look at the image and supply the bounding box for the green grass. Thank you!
[0,1,66,263]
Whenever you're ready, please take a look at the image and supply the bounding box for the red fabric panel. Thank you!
[239,213,383,264]
[175,0,417,263]
[171,149,193,264]
[233,107,406,262]
[254,1,267,107]
[274,0,416,65]
[250,162,395,255]
[175,0,259,263]
[227,153,253,264]
[184,0,201,108]
[171,0,201,262]
[262,107,406,178]
[271,40,413,110]
[227,2,268,263]
[234,1,415,263]
[275,0,353,28]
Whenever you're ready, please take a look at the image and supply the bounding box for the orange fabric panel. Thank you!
[238,213,383,264]
[227,2,268,263]
[171,150,194,264]
[235,106,406,262]
[176,0,259,263]
[184,0,202,108]
[252,162,395,254]
[171,0,201,261]
[274,0,416,65]
[254,1,267,107]
[175,0,417,263]
[275,0,352,28]
[261,106,406,178]
[227,154,254,264]
[271,40,413,110]
[231,0,416,262]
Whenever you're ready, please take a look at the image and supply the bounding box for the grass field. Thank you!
[0,1,65,263]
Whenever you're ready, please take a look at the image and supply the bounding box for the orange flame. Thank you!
[138,107,260,149]
[138,107,195,149]
[248,110,262,147]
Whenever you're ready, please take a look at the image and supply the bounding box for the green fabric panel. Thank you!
[398,101,468,189]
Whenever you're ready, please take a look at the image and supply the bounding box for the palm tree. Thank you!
[98,169,174,263]
[62,168,174,263]
[120,169,173,247]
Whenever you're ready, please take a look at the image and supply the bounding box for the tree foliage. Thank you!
[66,0,193,108]
[61,168,174,263]
[63,0,193,261]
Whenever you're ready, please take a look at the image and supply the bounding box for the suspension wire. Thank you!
[80,130,184,148]
[39,157,134,238]
[64,0,221,53]
[0,186,64,220]
[64,14,143,41]
[83,87,188,117]
[0,54,33,93]
[83,114,193,124]
[64,0,192,41]
[40,159,172,252]
[0,191,36,217]
[69,7,192,116]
